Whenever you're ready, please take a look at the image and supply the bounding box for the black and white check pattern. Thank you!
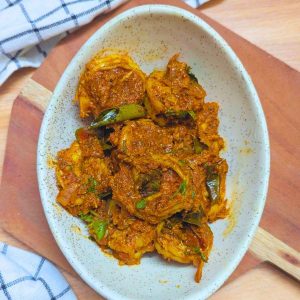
[0,0,127,85]
[0,0,209,85]
[0,243,76,300]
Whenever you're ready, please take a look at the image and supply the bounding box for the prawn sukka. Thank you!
[55,51,229,283]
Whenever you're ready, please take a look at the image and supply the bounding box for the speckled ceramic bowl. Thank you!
[37,5,270,300]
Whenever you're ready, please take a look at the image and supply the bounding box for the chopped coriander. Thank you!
[122,140,127,152]
[191,190,196,199]
[91,220,108,241]
[87,177,97,193]
[178,180,187,196]
[136,198,147,209]
[79,213,93,223]
[178,159,187,166]
[187,110,196,120]
[170,180,188,199]
[194,247,208,262]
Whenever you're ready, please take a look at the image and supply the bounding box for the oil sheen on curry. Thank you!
[55,51,229,283]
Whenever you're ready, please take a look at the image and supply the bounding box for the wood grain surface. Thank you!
[200,0,300,71]
[0,0,300,299]
[210,262,300,299]
[250,228,300,281]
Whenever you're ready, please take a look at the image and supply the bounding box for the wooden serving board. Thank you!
[0,0,299,298]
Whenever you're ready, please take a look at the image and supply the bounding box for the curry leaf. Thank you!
[206,173,220,202]
[187,66,199,83]
[183,211,204,226]
[98,189,112,201]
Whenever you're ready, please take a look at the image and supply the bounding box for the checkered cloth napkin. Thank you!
[0,243,76,300]
[0,0,209,298]
[0,0,209,85]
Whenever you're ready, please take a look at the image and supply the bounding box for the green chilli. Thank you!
[90,104,146,129]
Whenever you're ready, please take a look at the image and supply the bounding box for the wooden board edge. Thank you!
[20,78,50,112]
